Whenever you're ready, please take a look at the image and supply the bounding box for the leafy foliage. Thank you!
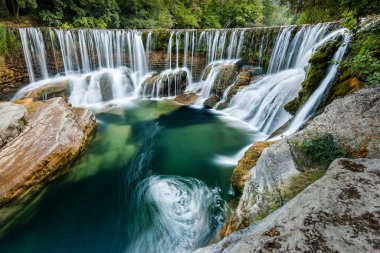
[283,0,380,24]
[296,134,350,168]
[2,0,293,29]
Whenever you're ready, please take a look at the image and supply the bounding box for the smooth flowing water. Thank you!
[0,100,254,253]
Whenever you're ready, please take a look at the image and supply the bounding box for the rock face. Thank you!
[218,86,380,244]
[215,66,262,110]
[0,102,26,148]
[300,85,380,158]
[230,141,274,194]
[0,98,96,234]
[195,158,380,253]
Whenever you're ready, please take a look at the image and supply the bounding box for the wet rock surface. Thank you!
[16,80,70,101]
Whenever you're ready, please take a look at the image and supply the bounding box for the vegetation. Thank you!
[325,16,380,104]
[291,133,350,169]
[0,24,21,55]
[1,0,293,29]
[285,39,342,114]
[283,0,380,24]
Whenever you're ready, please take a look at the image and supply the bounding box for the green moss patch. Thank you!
[285,38,342,115]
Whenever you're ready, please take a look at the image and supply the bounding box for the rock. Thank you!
[0,102,26,148]
[301,85,380,158]
[174,92,199,105]
[216,67,263,110]
[0,97,96,235]
[141,69,188,98]
[17,80,70,101]
[230,141,274,194]
[202,61,240,99]
[203,94,220,108]
[99,73,114,101]
[195,158,380,253]
[222,140,299,237]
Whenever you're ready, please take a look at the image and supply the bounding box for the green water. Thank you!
[0,100,255,253]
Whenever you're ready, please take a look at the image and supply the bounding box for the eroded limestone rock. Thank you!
[195,158,380,253]
[0,97,96,234]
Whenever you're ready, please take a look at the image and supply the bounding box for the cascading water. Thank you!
[222,24,347,136]
[279,31,351,137]
[17,24,347,132]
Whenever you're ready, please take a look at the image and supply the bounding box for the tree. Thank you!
[5,0,37,20]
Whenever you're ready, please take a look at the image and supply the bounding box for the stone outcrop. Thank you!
[0,98,96,234]
[0,102,26,148]
[16,80,71,101]
[217,86,380,245]
[195,158,380,253]
[230,141,274,194]
[298,85,380,158]
[215,66,262,110]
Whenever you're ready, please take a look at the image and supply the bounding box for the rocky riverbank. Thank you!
[0,98,96,235]
[195,85,380,252]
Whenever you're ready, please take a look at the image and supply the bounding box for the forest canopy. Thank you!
[1,0,379,28]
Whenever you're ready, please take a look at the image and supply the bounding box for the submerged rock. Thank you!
[195,158,380,253]
[0,102,26,148]
[0,98,96,235]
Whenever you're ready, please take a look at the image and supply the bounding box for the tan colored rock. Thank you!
[0,97,96,234]
[231,141,274,194]
[174,92,199,105]
[17,80,70,101]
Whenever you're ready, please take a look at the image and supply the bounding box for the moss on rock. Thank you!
[285,38,342,115]
[231,141,274,194]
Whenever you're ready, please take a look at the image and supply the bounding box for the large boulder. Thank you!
[230,141,274,194]
[0,102,26,148]
[298,85,380,158]
[16,80,71,101]
[0,98,96,235]
[195,158,380,253]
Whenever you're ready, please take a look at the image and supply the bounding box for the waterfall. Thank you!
[223,24,345,135]
[17,23,345,115]
[280,31,350,137]
[19,28,49,82]
[167,32,174,69]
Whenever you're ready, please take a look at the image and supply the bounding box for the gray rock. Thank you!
[0,102,26,148]
[302,86,380,158]
[195,158,380,253]
[233,140,299,226]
